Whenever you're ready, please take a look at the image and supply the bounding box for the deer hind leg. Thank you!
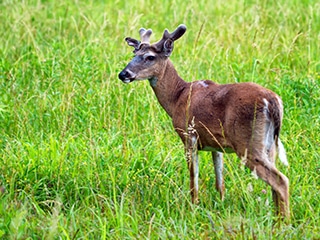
[245,154,290,218]
[266,142,282,215]
[212,151,225,200]
[186,135,199,204]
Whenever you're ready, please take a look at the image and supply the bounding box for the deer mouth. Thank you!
[122,77,136,83]
[122,79,132,83]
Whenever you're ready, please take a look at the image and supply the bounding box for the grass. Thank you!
[0,0,319,238]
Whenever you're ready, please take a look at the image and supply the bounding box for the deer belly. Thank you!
[201,146,234,153]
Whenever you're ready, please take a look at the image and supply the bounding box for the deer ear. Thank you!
[163,39,174,57]
[125,37,141,50]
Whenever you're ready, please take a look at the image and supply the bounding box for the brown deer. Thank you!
[118,24,290,218]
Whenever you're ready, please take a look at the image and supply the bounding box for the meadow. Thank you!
[0,0,319,238]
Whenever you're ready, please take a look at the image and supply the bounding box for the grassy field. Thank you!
[0,0,319,238]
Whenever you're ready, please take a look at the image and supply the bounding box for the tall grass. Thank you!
[0,0,319,238]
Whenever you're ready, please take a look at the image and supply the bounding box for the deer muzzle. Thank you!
[118,69,136,83]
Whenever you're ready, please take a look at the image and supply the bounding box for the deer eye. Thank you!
[146,55,156,61]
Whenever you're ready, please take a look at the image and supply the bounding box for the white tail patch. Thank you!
[263,98,269,111]
[241,148,248,166]
[278,139,288,166]
[251,167,259,179]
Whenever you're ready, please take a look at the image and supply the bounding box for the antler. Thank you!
[125,28,152,53]
[139,28,153,43]
[168,24,187,41]
[125,24,187,55]
[154,24,187,53]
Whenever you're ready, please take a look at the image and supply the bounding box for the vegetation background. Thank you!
[0,0,319,238]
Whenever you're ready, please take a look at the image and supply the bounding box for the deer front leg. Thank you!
[212,151,225,200]
[186,135,199,204]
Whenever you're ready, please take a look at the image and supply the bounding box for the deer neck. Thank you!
[149,60,187,117]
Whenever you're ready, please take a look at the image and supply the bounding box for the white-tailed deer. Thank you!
[119,24,289,218]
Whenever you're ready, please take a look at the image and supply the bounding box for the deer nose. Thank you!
[118,69,135,83]
[118,70,128,81]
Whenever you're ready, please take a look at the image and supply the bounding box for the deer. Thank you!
[118,24,290,218]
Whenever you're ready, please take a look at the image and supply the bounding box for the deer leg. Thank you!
[267,144,282,216]
[212,151,225,200]
[272,189,281,216]
[186,135,199,204]
[246,157,290,218]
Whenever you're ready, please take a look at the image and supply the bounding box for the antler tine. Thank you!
[169,24,187,41]
[154,24,187,52]
[139,28,153,43]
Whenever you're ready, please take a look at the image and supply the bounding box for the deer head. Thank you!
[118,24,187,84]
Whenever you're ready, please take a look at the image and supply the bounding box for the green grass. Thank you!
[0,0,319,238]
